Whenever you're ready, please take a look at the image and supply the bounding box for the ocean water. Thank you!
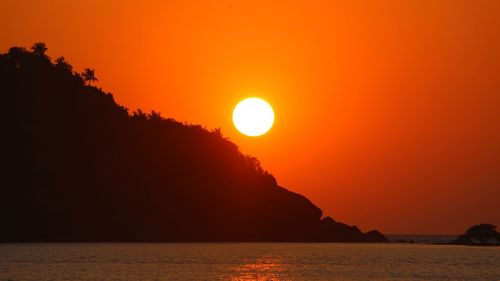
[0,243,499,281]
[386,234,458,244]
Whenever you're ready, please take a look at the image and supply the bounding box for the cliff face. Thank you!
[0,44,387,242]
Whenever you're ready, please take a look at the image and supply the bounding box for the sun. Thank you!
[233,97,275,137]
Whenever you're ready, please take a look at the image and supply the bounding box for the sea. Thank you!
[0,242,499,280]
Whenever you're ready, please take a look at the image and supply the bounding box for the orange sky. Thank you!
[2,0,499,234]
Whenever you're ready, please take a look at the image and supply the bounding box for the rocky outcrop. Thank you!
[318,217,387,242]
[452,224,500,246]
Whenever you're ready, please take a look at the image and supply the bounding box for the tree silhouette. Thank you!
[149,110,162,122]
[55,56,73,73]
[31,42,48,57]
[82,68,98,85]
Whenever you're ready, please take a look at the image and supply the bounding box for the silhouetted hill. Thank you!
[0,43,387,242]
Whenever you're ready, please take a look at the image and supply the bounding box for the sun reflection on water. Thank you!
[229,256,288,281]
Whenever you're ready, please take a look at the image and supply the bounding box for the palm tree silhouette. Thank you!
[82,68,98,85]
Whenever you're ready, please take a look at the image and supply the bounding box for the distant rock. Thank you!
[0,43,387,243]
[317,217,387,242]
[364,230,389,242]
[451,224,500,246]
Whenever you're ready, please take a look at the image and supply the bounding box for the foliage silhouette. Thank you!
[82,68,98,85]
[0,43,387,242]
[30,42,48,57]
[55,56,73,73]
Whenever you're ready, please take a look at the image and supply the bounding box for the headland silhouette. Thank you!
[0,43,387,242]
